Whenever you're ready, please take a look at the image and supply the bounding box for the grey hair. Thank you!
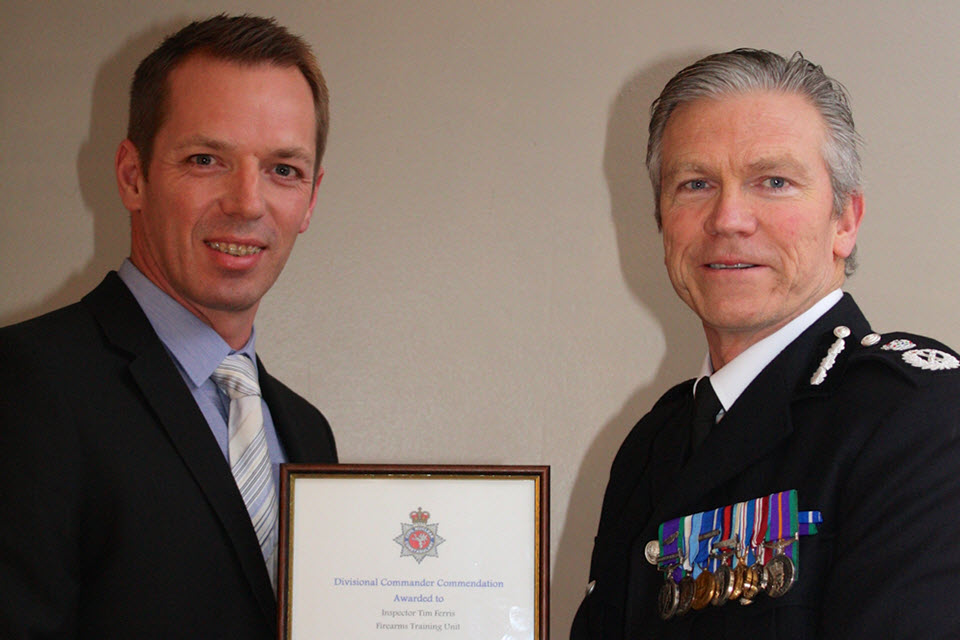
[646,48,861,274]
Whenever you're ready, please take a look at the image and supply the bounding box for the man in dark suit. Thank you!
[0,15,336,638]
[572,49,960,639]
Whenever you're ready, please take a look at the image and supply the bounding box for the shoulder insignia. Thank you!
[808,325,960,392]
[848,330,960,382]
[902,348,960,371]
[810,326,850,385]
[881,339,915,351]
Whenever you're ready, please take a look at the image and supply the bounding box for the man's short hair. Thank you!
[128,14,329,178]
[646,49,862,272]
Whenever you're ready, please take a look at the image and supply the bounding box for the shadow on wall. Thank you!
[551,52,707,636]
[0,17,188,328]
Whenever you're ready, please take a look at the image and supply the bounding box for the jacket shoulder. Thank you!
[0,300,94,363]
[843,330,960,386]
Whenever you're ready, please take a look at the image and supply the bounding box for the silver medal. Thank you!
[645,539,661,565]
[762,554,796,597]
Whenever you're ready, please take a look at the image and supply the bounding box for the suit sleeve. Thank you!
[0,330,86,638]
[821,374,960,639]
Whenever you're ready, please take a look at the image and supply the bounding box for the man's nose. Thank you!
[224,163,265,219]
[704,186,757,236]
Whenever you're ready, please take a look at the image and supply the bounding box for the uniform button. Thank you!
[861,333,881,346]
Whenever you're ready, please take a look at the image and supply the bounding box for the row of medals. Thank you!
[646,533,798,620]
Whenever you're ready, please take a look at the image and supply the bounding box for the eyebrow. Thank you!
[660,161,709,186]
[273,147,315,166]
[746,156,813,180]
[173,135,231,153]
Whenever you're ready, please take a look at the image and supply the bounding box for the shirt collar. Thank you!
[117,259,258,387]
[697,289,843,411]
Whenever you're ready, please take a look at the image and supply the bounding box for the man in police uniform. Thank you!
[572,49,960,639]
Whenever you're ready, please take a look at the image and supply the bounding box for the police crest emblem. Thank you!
[394,507,445,564]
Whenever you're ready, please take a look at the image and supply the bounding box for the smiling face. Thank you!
[117,54,322,347]
[658,91,862,367]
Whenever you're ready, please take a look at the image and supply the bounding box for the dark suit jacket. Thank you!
[572,294,960,639]
[0,273,337,639]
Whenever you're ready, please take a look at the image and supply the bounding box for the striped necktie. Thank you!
[211,354,279,591]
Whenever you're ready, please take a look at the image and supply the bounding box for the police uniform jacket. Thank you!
[571,294,960,639]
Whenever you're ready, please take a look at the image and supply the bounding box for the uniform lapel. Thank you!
[647,294,869,526]
[84,273,277,624]
[648,367,795,525]
[643,387,696,514]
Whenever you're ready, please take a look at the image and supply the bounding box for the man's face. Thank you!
[118,55,321,341]
[658,91,861,362]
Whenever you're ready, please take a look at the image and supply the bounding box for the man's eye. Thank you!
[189,154,214,166]
[764,176,788,189]
[274,164,300,178]
[684,179,709,190]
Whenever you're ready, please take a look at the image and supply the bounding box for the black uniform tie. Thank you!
[691,376,722,450]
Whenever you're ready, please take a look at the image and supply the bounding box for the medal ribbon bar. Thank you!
[655,489,820,589]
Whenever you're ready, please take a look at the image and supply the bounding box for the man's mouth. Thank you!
[206,241,262,256]
[708,262,756,270]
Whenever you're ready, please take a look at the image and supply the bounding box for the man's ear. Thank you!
[834,191,864,260]
[300,166,324,234]
[116,139,145,213]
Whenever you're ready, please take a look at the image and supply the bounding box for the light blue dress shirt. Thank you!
[118,260,287,487]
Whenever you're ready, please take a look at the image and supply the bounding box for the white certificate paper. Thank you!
[278,465,549,640]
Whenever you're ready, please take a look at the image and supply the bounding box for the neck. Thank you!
[129,254,257,350]
[203,310,256,350]
[704,288,845,371]
[704,329,768,371]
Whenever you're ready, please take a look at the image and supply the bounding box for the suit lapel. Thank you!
[259,358,337,464]
[84,273,277,624]
[259,361,307,462]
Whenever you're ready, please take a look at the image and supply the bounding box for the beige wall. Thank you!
[3,1,959,635]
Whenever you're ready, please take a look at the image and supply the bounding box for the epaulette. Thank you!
[808,326,960,390]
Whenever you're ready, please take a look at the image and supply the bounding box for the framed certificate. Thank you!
[277,464,549,639]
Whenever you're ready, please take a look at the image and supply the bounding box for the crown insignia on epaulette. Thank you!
[881,339,915,352]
